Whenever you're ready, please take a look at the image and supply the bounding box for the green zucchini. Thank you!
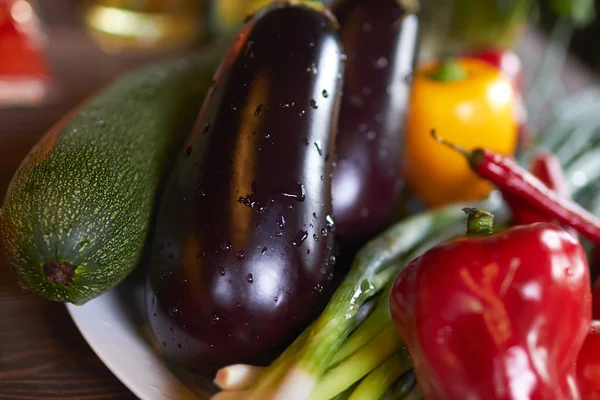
[0,46,224,305]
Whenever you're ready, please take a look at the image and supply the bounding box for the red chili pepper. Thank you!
[390,209,591,399]
[593,277,600,320]
[529,152,570,198]
[504,152,577,239]
[432,132,600,245]
[576,321,600,399]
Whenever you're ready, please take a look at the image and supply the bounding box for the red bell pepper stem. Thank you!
[432,130,600,245]
[462,208,494,236]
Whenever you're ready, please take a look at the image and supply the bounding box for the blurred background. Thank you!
[1,0,599,121]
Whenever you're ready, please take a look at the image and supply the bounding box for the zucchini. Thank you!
[0,46,224,305]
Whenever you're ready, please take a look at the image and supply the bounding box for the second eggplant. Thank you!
[146,2,344,376]
[331,0,419,250]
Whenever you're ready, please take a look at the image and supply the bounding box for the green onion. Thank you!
[380,370,417,400]
[330,383,360,400]
[266,204,474,400]
[346,347,412,400]
[214,364,265,390]
[310,326,402,400]
[329,283,393,367]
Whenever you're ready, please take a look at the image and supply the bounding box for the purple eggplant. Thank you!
[146,3,344,377]
[331,0,419,250]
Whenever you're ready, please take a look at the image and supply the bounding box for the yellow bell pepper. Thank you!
[402,58,518,208]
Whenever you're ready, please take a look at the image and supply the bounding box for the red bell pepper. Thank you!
[390,209,592,399]
[576,321,600,399]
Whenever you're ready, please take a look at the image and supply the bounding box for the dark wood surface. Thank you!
[0,3,598,399]
[0,3,186,399]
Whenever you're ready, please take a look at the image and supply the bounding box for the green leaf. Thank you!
[549,0,595,25]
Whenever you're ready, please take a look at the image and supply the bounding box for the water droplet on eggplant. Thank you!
[314,141,322,156]
[326,215,335,229]
[209,313,220,324]
[281,181,305,201]
[292,230,308,247]
[277,213,286,229]
[375,57,388,69]
[219,240,232,252]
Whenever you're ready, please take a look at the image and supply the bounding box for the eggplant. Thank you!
[146,2,344,377]
[331,0,419,250]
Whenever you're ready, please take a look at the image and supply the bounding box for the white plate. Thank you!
[66,270,216,400]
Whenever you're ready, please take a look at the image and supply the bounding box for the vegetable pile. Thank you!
[2,0,600,399]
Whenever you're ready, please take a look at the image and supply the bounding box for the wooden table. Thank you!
[0,5,598,399]
[0,4,185,398]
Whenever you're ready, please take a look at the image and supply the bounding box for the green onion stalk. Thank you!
[380,370,417,400]
[264,205,478,400]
